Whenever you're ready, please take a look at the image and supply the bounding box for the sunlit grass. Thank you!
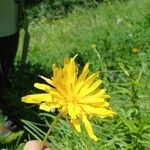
[16,0,149,67]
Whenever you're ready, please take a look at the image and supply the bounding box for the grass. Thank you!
[17,0,149,69]
[0,0,150,149]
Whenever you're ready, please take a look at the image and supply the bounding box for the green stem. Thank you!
[41,113,61,150]
[93,48,104,71]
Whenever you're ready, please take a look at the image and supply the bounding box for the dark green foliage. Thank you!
[27,0,109,20]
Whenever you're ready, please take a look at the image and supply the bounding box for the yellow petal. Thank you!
[67,103,76,119]
[50,90,65,99]
[86,80,102,94]
[63,57,77,91]
[52,64,57,73]
[52,69,68,97]
[77,63,89,82]
[77,72,99,98]
[79,97,110,107]
[79,80,102,98]
[39,75,54,86]
[88,89,110,98]
[74,81,85,94]
[34,83,51,92]
[84,72,99,86]
[59,106,68,116]
[70,119,81,132]
[39,102,60,112]
[81,105,115,117]
[81,114,98,141]
[79,96,105,103]
[67,103,82,119]
[68,58,76,85]
[22,94,52,104]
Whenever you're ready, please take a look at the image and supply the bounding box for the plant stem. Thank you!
[41,113,61,150]
[93,48,104,71]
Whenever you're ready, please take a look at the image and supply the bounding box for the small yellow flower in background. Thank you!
[91,43,97,49]
[132,48,140,53]
[73,10,80,15]
[22,55,115,141]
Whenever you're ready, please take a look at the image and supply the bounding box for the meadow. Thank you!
[0,0,150,149]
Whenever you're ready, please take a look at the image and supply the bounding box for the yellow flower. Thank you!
[132,48,140,53]
[73,10,80,15]
[91,43,97,49]
[22,55,115,141]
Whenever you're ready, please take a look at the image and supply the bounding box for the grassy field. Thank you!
[0,0,150,149]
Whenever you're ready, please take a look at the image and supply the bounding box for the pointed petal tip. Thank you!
[21,96,29,102]
[92,135,98,142]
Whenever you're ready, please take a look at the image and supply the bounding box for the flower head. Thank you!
[22,55,115,141]
[132,48,140,53]
[91,43,97,49]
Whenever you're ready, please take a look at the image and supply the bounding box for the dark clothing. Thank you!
[0,31,19,97]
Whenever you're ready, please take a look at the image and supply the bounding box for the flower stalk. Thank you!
[41,113,61,150]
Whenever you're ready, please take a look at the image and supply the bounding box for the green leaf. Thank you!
[5,131,24,144]
[21,119,46,140]
[118,114,138,133]
[141,125,150,132]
